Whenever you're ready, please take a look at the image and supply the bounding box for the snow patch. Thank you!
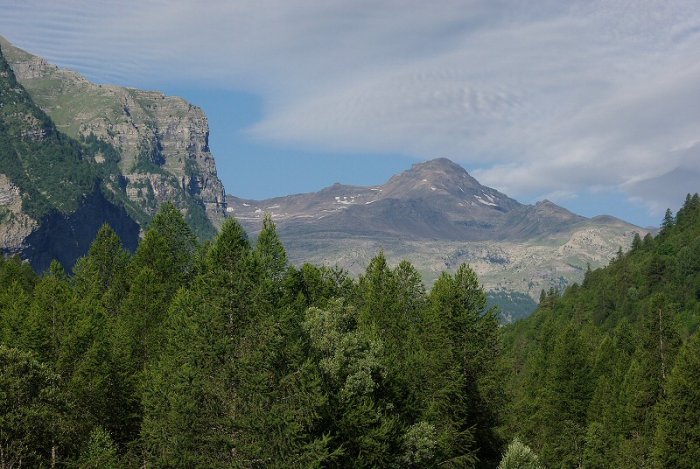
[475,195,497,207]
[242,203,250,207]
[431,187,437,191]
[226,207,234,213]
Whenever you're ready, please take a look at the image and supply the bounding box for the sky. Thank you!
[2,1,700,228]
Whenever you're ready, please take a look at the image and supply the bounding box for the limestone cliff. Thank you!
[0,36,227,235]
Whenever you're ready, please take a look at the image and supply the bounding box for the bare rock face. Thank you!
[0,174,38,255]
[0,36,227,230]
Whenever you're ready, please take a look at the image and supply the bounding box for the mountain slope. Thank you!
[0,35,227,239]
[0,43,140,270]
[228,158,646,316]
[230,158,602,242]
[501,194,700,466]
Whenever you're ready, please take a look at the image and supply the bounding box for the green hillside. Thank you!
[0,45,97,219]
[501,194,700,467]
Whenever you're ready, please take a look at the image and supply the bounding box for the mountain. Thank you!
[0,36,228,270]
[0,36,226,239]
[228,158,646,319]
[231,158,588,241]
[0,42,140,270]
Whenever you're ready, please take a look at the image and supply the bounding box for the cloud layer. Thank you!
[1,0,699,214]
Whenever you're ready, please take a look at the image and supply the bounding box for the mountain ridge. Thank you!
[227,158,646,317]
[228,157,633,241]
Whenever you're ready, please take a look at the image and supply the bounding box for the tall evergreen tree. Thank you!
[72,224,130,312]
[131,202,197,297]
[140,288,232,467]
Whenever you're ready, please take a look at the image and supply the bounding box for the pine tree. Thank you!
[254,214,287,283]
[539,324,592,467]
[22,264,74,364]
[72,224,130,312]
[140,288,232,467]
[660,208,675,236]
[206,217,250,272]
[423,264,502,466]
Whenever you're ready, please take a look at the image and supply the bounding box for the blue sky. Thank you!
[2,0,700,228]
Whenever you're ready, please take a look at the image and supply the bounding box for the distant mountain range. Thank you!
[229,158,647,320]
[0,35,648,321]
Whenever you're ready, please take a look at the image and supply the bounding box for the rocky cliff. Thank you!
[0,41,142,272]
[0,36,226,237]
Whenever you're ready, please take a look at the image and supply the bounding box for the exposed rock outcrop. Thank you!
[0,174,38,256]
[0,35,227,231]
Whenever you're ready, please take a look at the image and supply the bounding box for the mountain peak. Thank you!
[412,157,466,172]
[382,157,484,196]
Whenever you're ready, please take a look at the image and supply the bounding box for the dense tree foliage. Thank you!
[0,205,505,467]
[502,194,700,468]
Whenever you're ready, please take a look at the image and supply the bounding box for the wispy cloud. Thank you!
[1,0,699,215]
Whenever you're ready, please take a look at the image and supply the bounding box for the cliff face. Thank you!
[0,36,226,234]
[0,174,38,256]
[0,41,143,272]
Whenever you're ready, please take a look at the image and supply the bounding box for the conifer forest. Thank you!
[2,196,700,468]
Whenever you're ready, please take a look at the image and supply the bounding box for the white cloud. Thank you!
[1,0,699,214]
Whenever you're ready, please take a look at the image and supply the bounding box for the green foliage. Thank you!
[0,202,508,466]
[654,332,700,468]
[502,194,700,467]
[78,427,120,469]
[132,202,197,295]
[0,346,71,468]
[497,438,542,469]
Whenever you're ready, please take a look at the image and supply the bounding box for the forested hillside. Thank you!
[0,203,506,468]
[2,192,698,467]
[501,194,700,468]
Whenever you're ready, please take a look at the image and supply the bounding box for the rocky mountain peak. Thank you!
[533,199,582,222]
[381,157,489,200]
